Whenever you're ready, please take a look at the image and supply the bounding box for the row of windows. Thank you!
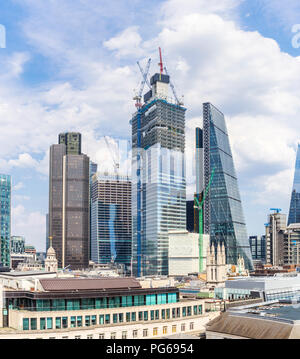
[34,323,195,340]
[22,305,202,331]
[13,293,178,312]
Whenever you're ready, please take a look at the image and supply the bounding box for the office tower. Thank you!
[249,235,266,262]
[288,144,300,225]
[186,201,196,233]
[0,175,11,267]
[10,236,25,254]
[202,103,253,269]
[131,70,186,277]
[265,210,286,266]
[49,133,90,270]
[89,161,98,260]
[91,173,132,273]
[58,132,81,155]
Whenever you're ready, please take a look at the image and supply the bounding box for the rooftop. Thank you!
[39,277,141,292]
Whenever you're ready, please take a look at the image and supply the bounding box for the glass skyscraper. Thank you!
[131,72,186,276]
[288,144,300,225]
[0,174,11,267]
[91,173,132,273]
[202,103,253,269]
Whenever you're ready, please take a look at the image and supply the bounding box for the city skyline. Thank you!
[1,1,300,250]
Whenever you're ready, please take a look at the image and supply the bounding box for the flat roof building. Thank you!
[0,274,217,339]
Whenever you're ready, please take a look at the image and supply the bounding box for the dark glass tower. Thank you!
[59,132,82,155]
[288,144,300,225]
[49,134,90,270]
[203,103,253,269]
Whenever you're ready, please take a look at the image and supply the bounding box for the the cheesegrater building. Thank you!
[131,71,186,277]
[202,103,253,269]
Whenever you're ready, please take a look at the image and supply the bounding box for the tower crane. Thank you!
[164,66,184,106]
[133,58,151,108]
[104,136,120,177]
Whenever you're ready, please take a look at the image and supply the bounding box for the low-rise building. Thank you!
[0,274,218,339]
[206,300,300,339]
[168,230,209,276]
[215,273,300,302]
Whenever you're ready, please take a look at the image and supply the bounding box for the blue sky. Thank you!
[1,0,300,250]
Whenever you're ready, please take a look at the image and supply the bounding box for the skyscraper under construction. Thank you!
[131,52,186,276]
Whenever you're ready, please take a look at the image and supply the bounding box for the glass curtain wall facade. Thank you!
[249,235,266,262]
[0,174,11,267]
[91,173,132,272]
[131,73,186,276]
[288,144,300,225]
[203,103,253,269]
[10,236,25,254]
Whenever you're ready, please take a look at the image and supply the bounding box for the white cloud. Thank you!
[103,27,143,58]
[12,205,46,251]
[1,0,300,242]
[13,182,24,191]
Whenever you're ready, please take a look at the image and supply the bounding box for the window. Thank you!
[144,311,148,321]
[75,336,81,340]
[193,306,198,315]
[172,308,176,318]
[55,317,61,329]
[182,307,186,317]
[77,316,82,327]
[87,335,93,340]
[99,315,104,325]
[99,333,105,339]
[126,312,131,322]
[122,331,127,339]
[172,325,177,333]
[162,309,165,320]
[166,309,170,319]
[151,310,155,321]
[91,315,97,326]
[198,305,202,315]
[163,326,168,334]
[190,322,194,331]
[40,318,46,330]
[62,336,68,339]
[85,316,91,327]
[113,314,118,324]
[70,317,76,328]
[187,307,192,316]
[23,318,29,331]
[177,308,180,318]
[62,317,68,329]
[139,312,143,321]
[119,313,124,323]
[181,324,186,332]
[133,330,138,339]
[111,332,116,340]
[105,314,110,324]
[131,312,136,322]
[153,328,158,336]
[30,318,37,330]
[143,329,148,338]
[47,318,53,330]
